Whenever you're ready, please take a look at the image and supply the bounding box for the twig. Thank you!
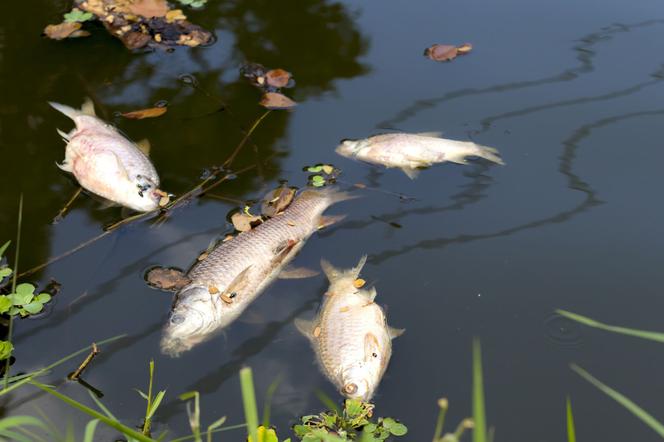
[68,342,99,381]
[336,179,417,202]
[53,187,83,224]
[223,110,271,168]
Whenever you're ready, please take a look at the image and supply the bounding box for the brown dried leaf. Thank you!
[44,22,82,40]
[121,106,167,119]
[119,31,151,49]
[259,92,297,110]
[321,165,334,175]
[354,183,366,189]
[231,212,262,232]
[265,69,292,88]
[424,44,458,62]
[145,267,191,291]
[261,186,296,217]
[197,252,208,261]
[353,278,366,288]
[127,0,169,18]
[457,42,473,54]
[223,235,234,242]
[208,285,219,294]
[313,326,321,337]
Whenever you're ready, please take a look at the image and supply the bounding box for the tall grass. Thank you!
[472,339,487,442]
[566,397,576,442]
[240,367,259,442]
[557,309,664,343]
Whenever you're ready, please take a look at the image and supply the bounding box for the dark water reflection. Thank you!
[3,0,664,441]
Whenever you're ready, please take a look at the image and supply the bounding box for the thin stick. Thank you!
[223,110,271,168]
[3,194,23,388]
[336,179,417,201]
[53,187,83,223]
[67,342,99,381]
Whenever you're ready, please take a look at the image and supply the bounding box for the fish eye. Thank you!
[372,352,378,358]
[343,383,358,395]
[170,314,185,325]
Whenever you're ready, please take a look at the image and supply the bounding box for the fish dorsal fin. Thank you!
[400,167,421,179]
[294,318,317,339]
[279,266,319,279]
[320,259,340,282]
[359,287,377,302]
[81,97,96,116]
[222,265,253,298]
[414,131,443,138]
[136,138,151,156]
[388,326,405,339]
[321,255,368,283]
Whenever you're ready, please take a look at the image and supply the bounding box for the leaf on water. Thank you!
[311,175,326,187]
[120,107,168,120]
[36,293,52,304]
[231,212,262,232]
[306,165,323,173]
[424,44,458,62]
[145,267,191,291]
[0,268,11,278]
[43,22,84,40]
[64,8,95,23]
[22,301,44,315]
[0,340,13,360]
[353,279,366,288]
[165,9,187,23]
[126,0,170,18]
[261,186,296,218]
[16,283,35,296]
[322,165,334,175]
[197,252,208,261]
[265,69,292,88]
[208,286,220,294]
[0,296,11,314]
[260,92,297,110]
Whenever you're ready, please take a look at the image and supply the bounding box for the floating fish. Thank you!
[50,99,166,211]
[161,188,354,357]
[336,132,504,179]
[295,256,403,401]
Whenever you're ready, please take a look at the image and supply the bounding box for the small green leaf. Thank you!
[36,293,52,304]
[8,306,20,316]
[135,389,149,400]
[311,175,326,187]
[381,418,407,436]
[0,268,11,278]
[345,399,363,418]
[9,290,33,306]
[0,340,13,360]
[21,301,44,315]
[307,165,324,173]
[0,241,10,258]
[0,296,11,313]
[146,390,167,419]
[15,283,35,297]
[63,9,94,23]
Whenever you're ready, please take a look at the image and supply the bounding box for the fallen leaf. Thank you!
[354,183,366,189]
[69,29,92,38]
[43,22,83,40]
[259,92,296,110]
[208,286,219,294]
[424,44,458,62]
[313,326,321,337]
[231,212,262,232]
[119,31,151,50]
[353,278,366,288]
[222,235,234,242]
[457,42,473,54]
[121,106,168,119]
[145,267,191,291]
[127,0,169,18]
[197,252,208,261]
[261,186,296,217]
[265,69,292,88]
[286,220,296,226]
[165,9,186,23]
[321,165,334,175]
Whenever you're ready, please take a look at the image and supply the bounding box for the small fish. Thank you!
[336,132,504,179]
[295,256,403,401]
[161,188,354,357]
[50,99,166,212]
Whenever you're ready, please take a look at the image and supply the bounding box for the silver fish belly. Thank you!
[50,99,164,212]
[295,256,403,401]
[161,188,353,357]
[336,132,504,179]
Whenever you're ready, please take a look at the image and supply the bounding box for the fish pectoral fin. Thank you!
[388,326,405,339]
[414,131,443,138]
[273,239,301,264]
[279,265,320,279]
[359,287,377,303]
[223,265,253,297]
[55,161,73,173]
[364,332,381,361]
[400,167,421,179]
[56,128,71,142]
[99,199,120,210]
[318,214,346,230]
[294,318,318,339]
[136,138,151,156]
[320,259,341,282]
[81,97,96,116]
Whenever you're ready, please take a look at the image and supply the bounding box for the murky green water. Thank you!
[3,0,664,440]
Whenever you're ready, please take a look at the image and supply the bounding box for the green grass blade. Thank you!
[4,195,23,387]
[147,390,167,420]
[262,374,282,428]
[206,416,227,442]
[169,423,247,442]
[0,416,48,431]
[472,338,487,442]
[314,389,341,415]
[0,241,10,259]
[566,397,576,442]
[83,419,100,442]
[571,364,664,437]
[31,381,155,442]
[557,310,664,343]
[0,429,35,442]
[88,390,119,421]
[239,367,259,442]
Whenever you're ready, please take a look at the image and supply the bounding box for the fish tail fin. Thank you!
[49,98,96,120]
[474,144,505,165]
[320,255,367,284]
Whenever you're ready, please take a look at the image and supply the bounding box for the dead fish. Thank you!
[295,256,403,401]
[161,188,354,357]
[336,132,504,179]
[50,98,166,212]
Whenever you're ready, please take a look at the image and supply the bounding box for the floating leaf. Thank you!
[36,293,52,304]
[311,175,326,187]
[43,22,84,40]
[145,267,191,291]
[22,301,44,315]
[0,268,11,278]
[120,107,168,120]
[165,9,187,22]
[265,69,292,88]
[306,165,323,173]
[64,8,94,23]
[231,212,262,232]
[126,0,170,18]
[322,165,334,175]
[260,92,296,110]
[353,279,366,288]
[16,283,35,296]
[381,418,407,436]
[424,44,458,62]
[0,341,13,360]
[0,296,11,314]
[261,186,296,217]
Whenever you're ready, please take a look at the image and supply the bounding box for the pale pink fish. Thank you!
[336,132,504,179]
[50,99,165,212]
[295,256,403,401]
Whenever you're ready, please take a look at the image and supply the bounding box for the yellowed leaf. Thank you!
[197,252,208,261]
[120,106,167,119]
[313,326,321,337]
[322,165,334,175]
[457,42,473,54]
[145,267,190,291]
[165,9,186,23]
[220,293,233,304]
[127,0,169,18]
[231,212,262,232]
[265,69,292,88]
[353,278,366,288]
[259,92,297,110]
[44,22,82,40]
[208,286,219,294]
